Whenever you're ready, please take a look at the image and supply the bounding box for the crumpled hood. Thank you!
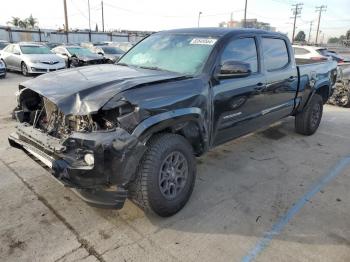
[20,64,185,115]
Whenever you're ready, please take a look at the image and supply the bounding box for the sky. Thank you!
[1,0,349,42]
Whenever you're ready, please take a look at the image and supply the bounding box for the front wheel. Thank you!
[295,94,323,135]
[129,133,196,217]
[21,62,29,76]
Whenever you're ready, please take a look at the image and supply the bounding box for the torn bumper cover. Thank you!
[8,124,146,209]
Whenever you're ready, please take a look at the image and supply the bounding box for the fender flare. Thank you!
[132,107,208,149]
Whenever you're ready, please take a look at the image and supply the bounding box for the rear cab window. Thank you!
[262,38,289,71]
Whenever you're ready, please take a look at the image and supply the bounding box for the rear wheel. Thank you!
[21,62,29,76]
[1,59,6,78]
[295,94,323,135]
[129,133,196,217]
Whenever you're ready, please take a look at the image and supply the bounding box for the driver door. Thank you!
[211,36,267,146]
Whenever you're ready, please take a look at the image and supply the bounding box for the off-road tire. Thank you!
[295,94,323,135]
[128,133,196,217]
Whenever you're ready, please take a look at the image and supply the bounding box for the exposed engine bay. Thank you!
[16,89,125,139]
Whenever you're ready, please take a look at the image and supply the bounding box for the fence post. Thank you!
[7,27,13,42]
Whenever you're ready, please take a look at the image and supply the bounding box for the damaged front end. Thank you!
[9,88,146,209]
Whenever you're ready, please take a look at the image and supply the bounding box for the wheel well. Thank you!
[146,121,206,156]
[315,85,330,104]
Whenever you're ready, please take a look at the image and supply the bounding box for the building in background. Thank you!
[219,18,276,32]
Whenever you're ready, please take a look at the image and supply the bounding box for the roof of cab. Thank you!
[160,27,282,37]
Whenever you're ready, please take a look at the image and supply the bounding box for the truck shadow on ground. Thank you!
[94,117,350,247]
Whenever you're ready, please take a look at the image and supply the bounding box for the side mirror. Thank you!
[14,51,20,55]
[62,53,69,57]
[98,52,104,56]
[217,61,251,79]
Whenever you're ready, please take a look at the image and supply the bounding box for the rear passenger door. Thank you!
[260,37,298,119]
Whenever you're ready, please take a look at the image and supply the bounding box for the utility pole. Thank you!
[88,0,91,41]
[197,11,202,27]
[101,0,105,32]
[291,3,303,44]
[243,0,248,27]
[308,21,313,44]
[63,0,69,43]
[315,5,326,45]
[228,12,233,27]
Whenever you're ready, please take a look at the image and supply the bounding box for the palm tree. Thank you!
[26,14,38,28]
[7,17,21,27]
[18,20,28,29]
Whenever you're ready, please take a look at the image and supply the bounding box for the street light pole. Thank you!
[243,0,248,27]
[197,12,202,27]
[63,0,69,43]
[101,0,105,32]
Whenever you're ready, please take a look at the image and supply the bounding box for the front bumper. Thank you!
[27,62,66,74]
[8,124,146,209]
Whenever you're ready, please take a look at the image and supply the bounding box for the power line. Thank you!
[315,5,327,44]
[291,3,303,43]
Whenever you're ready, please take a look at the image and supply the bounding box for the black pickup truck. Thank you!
[9,28,337,217]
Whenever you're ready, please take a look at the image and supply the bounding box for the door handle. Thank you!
[254,82,265,91]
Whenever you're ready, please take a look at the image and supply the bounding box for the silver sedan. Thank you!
[0,43,66,76]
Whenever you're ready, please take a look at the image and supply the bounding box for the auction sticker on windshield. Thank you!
[190,38,217,45]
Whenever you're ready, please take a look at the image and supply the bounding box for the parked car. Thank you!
[1,43,66,76]
[109,42,133,52]
[293,45,337,63]
[0,59,6,78]
[318,49,345,63]
[9,28,337,217]
[45,42,64,50]
[90,45,125,63]
[52,45,106,67]
[0,40,10,50]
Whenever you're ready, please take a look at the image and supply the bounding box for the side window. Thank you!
[262,38,289,71]
[294,47,310,55]
[221,38,258,73]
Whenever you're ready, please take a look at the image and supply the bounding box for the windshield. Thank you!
[102,46,124,54]
[118,33,218,75]
[67,47,94,56]
[20,45,52,54]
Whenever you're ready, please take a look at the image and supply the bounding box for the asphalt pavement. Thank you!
[1,72,350,262]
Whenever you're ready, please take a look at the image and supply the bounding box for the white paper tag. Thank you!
[190,38,217,45]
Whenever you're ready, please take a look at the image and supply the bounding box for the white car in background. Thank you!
[293,45,332,62]
[1,43,66,76]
